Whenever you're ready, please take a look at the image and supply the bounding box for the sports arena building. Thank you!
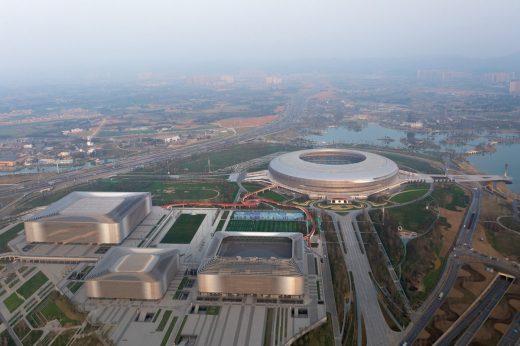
[85,247,180,300]
[198,232,305,297]
[24,191,151,244]
[266,148,401,201]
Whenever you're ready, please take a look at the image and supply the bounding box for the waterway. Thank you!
[306,123,520,193]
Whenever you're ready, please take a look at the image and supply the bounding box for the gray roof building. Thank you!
[198,232,306,297]
[85,247,180,300]
[24,191,151,244]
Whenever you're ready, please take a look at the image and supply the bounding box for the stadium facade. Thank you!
[24,191,151,244]
[85,247,180,300]
[267,148,400,200]
[198,232,305,297]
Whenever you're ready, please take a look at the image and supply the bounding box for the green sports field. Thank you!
[161,214,206,244]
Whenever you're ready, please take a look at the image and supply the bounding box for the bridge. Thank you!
[429,174,513,184]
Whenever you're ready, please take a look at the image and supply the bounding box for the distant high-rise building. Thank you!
[483,72,516,83]
[509,80,520,95]
[416,69,470,81]
[220,75,235,84]
[265,76,283,86]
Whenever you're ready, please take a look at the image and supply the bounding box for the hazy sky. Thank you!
[1,0,520,81]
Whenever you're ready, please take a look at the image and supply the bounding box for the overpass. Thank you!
[0,253,98,264]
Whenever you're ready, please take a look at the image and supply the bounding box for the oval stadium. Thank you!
[267,148,401,200]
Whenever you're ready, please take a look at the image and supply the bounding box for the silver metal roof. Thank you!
[86,247,179,282]
[26,191,151,223]
[268,148,399,184]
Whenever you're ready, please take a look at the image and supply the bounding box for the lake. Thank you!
[306,123,519,193]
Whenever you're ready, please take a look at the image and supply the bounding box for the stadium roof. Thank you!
[268,148,398,184]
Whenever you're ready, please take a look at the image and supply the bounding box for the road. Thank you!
[498,312,520,346]
[0,89,315,220]
[454,248,520,277]
[434,275,513,346]
[332,211,395,345]
[319,231,342,346]
[457,187,482,247]
[401,186,482,345]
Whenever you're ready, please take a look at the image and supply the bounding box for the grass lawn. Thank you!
[50,330,76,346]
[28,179,239,210]
[0,223,24,252]
[176,143,296,172]
[378,152,443,174]
[242,182,265,192]
[17,271,48,299]
[422,256,445,295]
[156,310,172,332]
[225,220,306,233]
[161,316,179,346]
[84,179,238,205]
[206,306,220,315]
[67,281,83,294]
[241,183,287,202]
[499,216,520,232]
[387,199,436,233]
[292,313,334,346]
[22,330,43,345]
[486,229,520,258]
[431,184,469,211]
[257,190,287,202]
[389,189,429,204]
[161,214,206,244]
[40,301,77,326]
[28,292,85,328]
[4,293,24,313]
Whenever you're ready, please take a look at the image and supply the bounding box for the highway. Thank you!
[434,275,513,346]
[498,312,520,346]
[401,186,482,345]
[457,187,482,247]
[0,89,314,220]
[332,211,394,345]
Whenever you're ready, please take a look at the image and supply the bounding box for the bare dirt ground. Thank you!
[419,263,495,344]
[214,115,277,128]
[473,223,504,259]
[473,283,520,345]
[438,207,465,254]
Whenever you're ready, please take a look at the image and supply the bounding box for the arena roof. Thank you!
[200,232,305,277]
[86,247,179,283]
[26,191,150,223]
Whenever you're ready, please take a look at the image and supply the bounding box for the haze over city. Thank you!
[0,2,520,346]
[2,0,520,82]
